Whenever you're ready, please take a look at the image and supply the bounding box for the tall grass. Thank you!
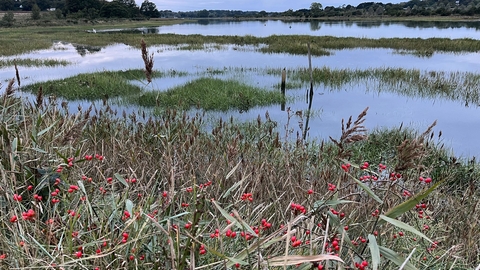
[0,77,479,268]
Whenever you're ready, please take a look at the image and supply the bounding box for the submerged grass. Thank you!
[266,66,480,106]
[137,77,285,111]
[0,58,70,68]
[19,66,480,109]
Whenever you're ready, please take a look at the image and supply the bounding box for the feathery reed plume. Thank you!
[15,63,20,87]
[329,107,369,158]
[5,78,15,97]
[141,39,154,83]
[395,120,437,172]
[36,86,43,108]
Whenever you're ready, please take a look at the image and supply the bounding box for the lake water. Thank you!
[1,20,480,158]
[155,19,480,39]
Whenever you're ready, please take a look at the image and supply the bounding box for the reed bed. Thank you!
[0,75,479,269]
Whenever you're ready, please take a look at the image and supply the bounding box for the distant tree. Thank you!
[140,0,159,18]
[310,2,323,17]
[282,9,294,16]
[310,2,323,10]
[65,0,100,13]
[1,10,15,26]
[0,0,15,10]
[258,10,267,17]
[197,9,209,17]
[85,7,99,19]
[99,1,130,18]
[113,0,139,17]
[31,4,41,19]
[21,0,35,11]
[55,8,63,18]
[114,0,137,9]
[36,0,52,10]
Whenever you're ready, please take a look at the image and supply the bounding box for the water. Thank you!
[156,19,480,39]
[1,20,480,157]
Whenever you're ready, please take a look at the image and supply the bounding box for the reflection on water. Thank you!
[1,41,480,157]
[73,44,103,57]
[156,19,480,39]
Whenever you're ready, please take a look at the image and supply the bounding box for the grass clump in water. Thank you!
[24,71,144,100]
[0,58,70,68]
[137,77,285,111]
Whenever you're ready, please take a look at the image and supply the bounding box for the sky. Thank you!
[135,0,402,12]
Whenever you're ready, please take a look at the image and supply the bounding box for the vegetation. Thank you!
[0,9,14,26]
[0,0,159,19]
[137,77,285,111]
[24,71,144,100]
[20,65,480,112]
[0,77,479,268]
[0,7,479,269]
[4,24,480,57]
[0,58,70,68]
[155,0,480,18]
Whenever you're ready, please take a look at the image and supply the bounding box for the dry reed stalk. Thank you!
[329,107,369,158]
[15,63,20,87]
[141,39,154,83]
[5,78,15,97]
[395,120,436,171]
[35,86,43,108]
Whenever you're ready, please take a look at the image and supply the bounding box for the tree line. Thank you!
[158,0,480,18]
[2,0,480,19]
[0,0,160,19]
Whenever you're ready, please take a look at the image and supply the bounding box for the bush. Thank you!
[31,4,41,20]
[1,11,15,27]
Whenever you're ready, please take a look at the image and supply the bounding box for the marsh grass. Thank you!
[137,77,285,111]
[4,24,480,56]
[0,58,70,68]
[270,66,480,106]
[23,71,145,100]
[19,66,480,110]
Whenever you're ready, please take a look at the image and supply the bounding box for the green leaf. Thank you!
[126,199,134,216]
[368,234,380,270]
[158,212,190,223]
[77,180,95,220]
[220,179,243,199]
[381,179,444,221]
[267,254,344,266]
[28,234,55,260]
[400,248,417,270]
[379,215,433,244]
[212,200,237,224]
[114,173,129,187]
[313,200,356,210]
[378,246,417,270]
[225,160,241,179]
[351,175,383,203]
[37,121,58,137]
[211,201,257,237]
[12,137,17,153]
